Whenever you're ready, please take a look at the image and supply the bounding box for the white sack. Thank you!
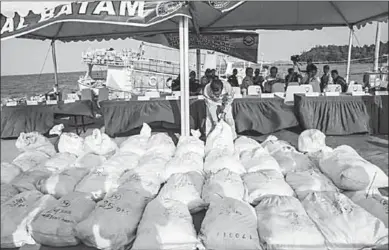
[84,129,118,157]
[37,167,90,198]
[205,120,235,156]
[255,195,326,250]
[43,152,78,172]
[75,188,152,250]
[285,169,339,200]
[16,132,56,157]
[30,192,96,247]
[127,154,169,184]
[199,197,262,250]
[243,170,295,206]
[306,146,333,167]
[240,147,282,173]
[1,191,57,248]
[101,152,140,178]
[132,198,199,250]
[202,169,246,204]
[146,133,176,157]
[118,171,162,199]
[74,153,106,169]
[319,145,388,191]
[344,189,388,228]
[271,150,315,175]
[11,169,51,192]
[58,132,85,157]
[158,172,207,213]
[12,150,50,172]
[261,136,295,155]
[298,129,326,153]
[302,192,388,249]
[1,184,19,204]
[120,123,151,156]
[234,136,260,155]
[165,152,204,179]
[204,148,245,175]
[1,162,22,184]
[175,129,204,157]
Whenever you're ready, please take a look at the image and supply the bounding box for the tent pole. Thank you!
[346,28,353,83]
[51,40,59,93]
[196,49,201,78]
[374,21,381,72]
[179,16,190,136]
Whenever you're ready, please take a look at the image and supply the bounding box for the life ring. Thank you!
[149,76,157,87]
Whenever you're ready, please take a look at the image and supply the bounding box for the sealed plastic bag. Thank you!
[74,153,106,169]
[120,123,152,156]
[234,136,261,155]
[199,197,262,250]
[243,170,295,205]
[76,188,152,250]
[202,169,246,204]
[127,154,169,184]
[285,169,339,200]
[12,150,50,172]
[319,145,388,191]
[1,162,22,184]
[132,198,200,250]
[306,146,333,167]
[175,129,204,157]
[255,196,326,250]
[158,172,207,213]
[37,167,90,199]
[344,189,388,228]
[101,152,140,178]
[302,192,388,249]
[30,192,96,247]
[240,147,282,173]
[118,171,162,199]
[1,184,19,204]
[261,136,295,155]
[11,169,51,192]
[271,150,315,175]
[204,148,245,175]
[84,129,118,157]
[205,121,235,156]
[16,132,56,157]
[1,191,57,248]
[58,132,85,157]
[43,152,78,172]
[298,129,326,153]
[165,152,204,179]
[146,133,176,157]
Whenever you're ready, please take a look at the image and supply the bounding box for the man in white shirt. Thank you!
[301,65,321,92]
[203,78,236,138]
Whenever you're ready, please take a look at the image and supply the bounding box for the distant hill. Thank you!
[299,41,388,63]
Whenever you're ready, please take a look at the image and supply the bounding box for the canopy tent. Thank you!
[1,1,388,136]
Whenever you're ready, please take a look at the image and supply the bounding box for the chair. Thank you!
[285,85,313,103]
[347,83,363,93]
[247,85,262,95]
[325,84,342,92]
[232,87,241,95]
[271,82,285,93]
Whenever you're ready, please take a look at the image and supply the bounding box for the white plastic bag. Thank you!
[101,152,140,178]
[240,147,282,174]
[118,171,162,199]
[204,148,245,175]
[1,191,57,248]
[302,192,388,249]
[175,129,204,157]
[11,169,51,192]
[261,136,295,155]
[306,146,333,167]
[243,170,295,205]
[158,172,207,213]
[298,129,326,153]
[1,184,19,204]
[255,196,326,250]
[1,162,22,184]
[37,167,90,199]
[16,132,56,157]
[74,153,106,169]
[319,145,388,191]
[205,121,235,156]
[285,169,339,200]
[199,197,262,250]
[165,152,204,179]
[30,192,96,247]
[84,129,118,157]
[128,154,169,184]
[75,188,152,250]
[344,189,388,228]
[234,136,261,155]
[120,123,152,156]
[12,150,50,172]
[271,150,315,175]
[58,132,85,157]
[146,133,176,157]
[42,152,78,172]
[132,198,200,250]
[202,169,246,204]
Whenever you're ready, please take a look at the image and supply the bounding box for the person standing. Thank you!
[331,70,348,93]
[320,65,333,92]
[227,68,240,87]
[301,65,321,92]
[240,67,254,92]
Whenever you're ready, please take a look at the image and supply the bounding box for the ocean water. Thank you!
[0,63,375,100]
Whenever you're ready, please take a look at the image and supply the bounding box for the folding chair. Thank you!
[247,85,262,95]
[271,82,286,93]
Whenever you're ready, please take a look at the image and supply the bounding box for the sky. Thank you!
[1,22,388,76]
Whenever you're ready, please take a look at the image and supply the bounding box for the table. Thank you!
[294,94,388,135]
[1,101,95,139]
[100,97,299,137]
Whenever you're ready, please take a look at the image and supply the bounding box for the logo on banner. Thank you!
[243,35,255,46]
[156,1,184,17]
[208,1,230,9]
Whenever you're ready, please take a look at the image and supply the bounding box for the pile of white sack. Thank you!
[1,125,388,250]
